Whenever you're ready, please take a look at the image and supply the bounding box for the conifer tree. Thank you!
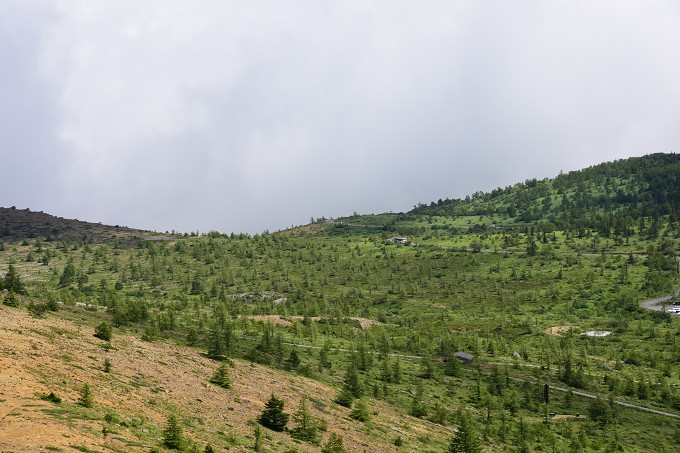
[78,383,94,408]
[448,411,481,453]
[162,414,184,450]
[290,395,319,443]
[1,263,26,295]
[209,363,231,388]
[349,399,371,422]
[258,394,289,431]
[343,362,363,398]
[321,432,346,453]
[3,290,20,307]
[59,260,76,287]
[409,380,428,418]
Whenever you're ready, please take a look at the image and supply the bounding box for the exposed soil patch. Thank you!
[545,325,579,336]
[249,315,293,327]
[552,414,580,420]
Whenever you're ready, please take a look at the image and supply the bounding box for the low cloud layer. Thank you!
[2,1,679,233]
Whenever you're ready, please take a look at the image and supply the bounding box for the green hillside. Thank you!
[1,153,680,452]
[333,153,680,241]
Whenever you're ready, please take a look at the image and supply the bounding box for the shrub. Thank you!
[40,392,62,404]
[94,322,112,341]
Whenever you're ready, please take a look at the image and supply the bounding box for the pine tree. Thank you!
[321,432,346,453]
[207,326,225,360]
[209,363,231,389]
[409,380,428,418]
[259,394,289,431]
[343,363,363,398]
[78,383,94,408]
[349,399,371,422]
[448,411,481,453]
[162,414,184,450]
[253,424,263,452]
[3,290,20,307]
[59,260,76,287]
[392,358,402,383]
[290,396,319,443]
[287,349,301,370]
[319,341,332,370]
[1,263,26,295]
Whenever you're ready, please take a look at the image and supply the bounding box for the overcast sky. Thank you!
[2,1,679,234]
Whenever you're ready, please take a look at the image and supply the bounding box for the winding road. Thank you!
[640,281,680,313]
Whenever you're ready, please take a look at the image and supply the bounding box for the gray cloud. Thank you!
[1,1,679,233]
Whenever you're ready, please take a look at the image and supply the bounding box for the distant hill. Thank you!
[0,206,147,243]
[411,152,680,223]
[331,153,680,237]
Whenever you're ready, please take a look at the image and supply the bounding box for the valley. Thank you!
[1,153,680,452]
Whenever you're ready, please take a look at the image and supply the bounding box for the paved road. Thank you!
[505,376,680,418]
[640,282,680,312]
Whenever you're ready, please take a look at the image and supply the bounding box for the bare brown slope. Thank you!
[0,307,451,452]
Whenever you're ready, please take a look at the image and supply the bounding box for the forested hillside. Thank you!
[411,153,680,230]
[1,153,680,452]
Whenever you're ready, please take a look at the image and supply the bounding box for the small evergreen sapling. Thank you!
[209,363,231,388]
[321,432,346,453]
[78,383,94,408]
[290,396,320,444]
[349,399,371,422]
[258,394,289,431]
[162,414,185,450]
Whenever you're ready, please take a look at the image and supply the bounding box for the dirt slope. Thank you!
[0,307,451,452]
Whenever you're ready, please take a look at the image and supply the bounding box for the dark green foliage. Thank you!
[409,380,428,418]
[209,363,231,388]
[3,290,20,307]
[253,424,263,452]
[290,396,320,444]
[587,396,613,426]
[94,321,112,341]
[286,348,301,369]
[447,411,481,453]
[319,341,332,369]
[349,399,371,422]
[59,260,76,287]
[336,362,363,405]
[78,383,93,408]
[103,358,112,373]
[162,414,185,450]
[1,263,26,295]
[334,388,354,408]
[258,394,289,431]
[40,392,62,403]
[321,432,346,453]
[342,362,364,398]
